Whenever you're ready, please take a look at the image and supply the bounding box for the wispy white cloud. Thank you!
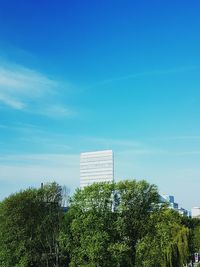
[0,153,78,166]
[117,148,166,156]
[0,93,25,109]
[0,153,80,197]
[0,64,55,107]
[176,151,200,156]
[0,122,73,154]
[80,136,166,156]
[37,105,76,118]
[168,135,200,140]
[0,62,74,118]
[88,66,198,89]
[81,136,141,150]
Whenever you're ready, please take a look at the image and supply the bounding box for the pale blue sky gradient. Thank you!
[0,0,200,209]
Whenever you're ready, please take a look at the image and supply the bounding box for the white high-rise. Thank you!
[80,150,114,189]
[192,207,200,218]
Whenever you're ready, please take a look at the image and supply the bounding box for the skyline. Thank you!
[0,0,200,209]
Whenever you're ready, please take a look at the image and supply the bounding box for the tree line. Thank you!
[0,180,200,267]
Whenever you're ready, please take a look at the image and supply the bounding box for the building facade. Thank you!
[80,150,114,189]
[192,207,200,218]
[160,194,178,209]
[160,194,190,217]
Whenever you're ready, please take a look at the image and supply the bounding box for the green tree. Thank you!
[0,188,39,267]
[135,208,189,267]
[60,180,160,267]
[181,217,200,260]
[193,225,200,253]
[60,182,118,267]
[37,182,65,267]
[115,180,159,266]
[0,182,65,267]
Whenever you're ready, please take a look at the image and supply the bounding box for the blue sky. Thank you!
[0,0,200,209]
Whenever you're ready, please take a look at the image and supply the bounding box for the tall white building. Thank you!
[80,150,114,189]
[192,207,200,218]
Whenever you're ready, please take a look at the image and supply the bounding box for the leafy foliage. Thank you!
[135,208,189,267]
[0,180,196,267]
[60,180,160,267]
[0,182,65,267]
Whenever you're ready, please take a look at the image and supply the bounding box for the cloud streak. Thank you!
[88,66,199,89]
[82,136,141,149]
[0,64,55,108]
[0,62,74,118]
[0,153,80,199]
[0,153,79,166]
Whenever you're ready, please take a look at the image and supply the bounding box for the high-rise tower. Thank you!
[80,150,114,189]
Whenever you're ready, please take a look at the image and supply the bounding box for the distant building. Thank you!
[80,150,114,189]
[160,194,178,209]
[160,194,190,217]
[191,207,200,218]
[178,207,190,217]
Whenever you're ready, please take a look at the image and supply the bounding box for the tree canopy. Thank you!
[0,180,198,267]
[0,182,65,267]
